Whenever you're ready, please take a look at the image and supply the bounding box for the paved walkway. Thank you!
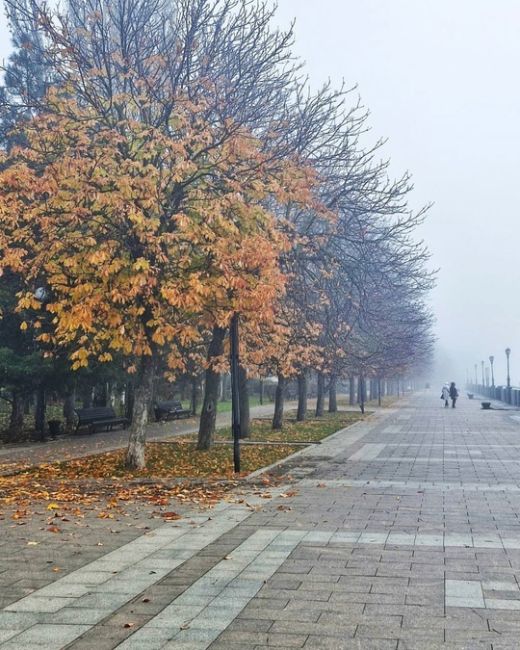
[4,392,520,648]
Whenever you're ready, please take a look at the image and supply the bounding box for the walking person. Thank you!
[449,382,458,408]
[441,384,449,408]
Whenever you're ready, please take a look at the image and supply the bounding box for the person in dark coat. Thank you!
[449,382,458,408]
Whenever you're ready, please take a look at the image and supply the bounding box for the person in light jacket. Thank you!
[441,384,449,407]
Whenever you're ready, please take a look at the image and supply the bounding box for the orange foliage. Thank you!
[0,88,318,375]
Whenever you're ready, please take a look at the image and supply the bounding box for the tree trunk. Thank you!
[5,392,25,442]
[315,372,325,417]
[359,374,365,414]
[239,366,250,438]
[35,386,46,440]
[259,378,264,405]
[63,387,76,433]
[297,372,308,421]
[378,377,382,406]
[272,373,286,430]
[125,354,156,469]
[197,327,226,450]
[328,374,337,413]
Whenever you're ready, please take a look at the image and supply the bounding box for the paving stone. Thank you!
[5,394,520,649]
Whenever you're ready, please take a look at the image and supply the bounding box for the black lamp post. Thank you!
[489,355,495,388]
[474,364,478,385]
[506,348,511,389]
[229,313,241,473]
[481,360,485,386]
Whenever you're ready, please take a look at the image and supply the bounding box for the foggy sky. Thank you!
[1,1,519,387]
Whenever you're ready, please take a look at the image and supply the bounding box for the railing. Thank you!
[466,383,520,406]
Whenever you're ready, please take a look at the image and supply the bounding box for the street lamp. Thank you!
[506,348,511,389]
[474,364,478,385]
[489,355,495,388]
[229,313,241,473]
[481,360,485,386]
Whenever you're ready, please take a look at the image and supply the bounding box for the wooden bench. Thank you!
[75,407,129,434]
[154,400,192,422]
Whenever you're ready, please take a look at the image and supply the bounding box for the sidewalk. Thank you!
[4,391,520,648]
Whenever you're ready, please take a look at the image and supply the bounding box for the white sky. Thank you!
[274,0,520,386]
[0,1,519,386]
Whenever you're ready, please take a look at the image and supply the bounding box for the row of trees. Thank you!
[0,0,434,468]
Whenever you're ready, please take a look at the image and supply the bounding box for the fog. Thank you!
[1,0,519,388]
[273,0,520,388]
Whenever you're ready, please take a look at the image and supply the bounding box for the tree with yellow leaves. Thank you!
[0,84,317,468]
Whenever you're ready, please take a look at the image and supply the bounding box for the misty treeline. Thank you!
[0,0,434,468]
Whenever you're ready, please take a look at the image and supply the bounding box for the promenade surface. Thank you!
[3,391,520,649]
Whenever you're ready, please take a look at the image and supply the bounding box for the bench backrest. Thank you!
[75,407,117,423]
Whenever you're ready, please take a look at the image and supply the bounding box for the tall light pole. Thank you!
[489,355,495,388]
[229,313,241,473]
[474,364,478,385]
[485,367,490,387]
[506,348,511,389]
[481,360,485,386]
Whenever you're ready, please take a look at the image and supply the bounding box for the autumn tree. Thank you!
[0,75,319,467]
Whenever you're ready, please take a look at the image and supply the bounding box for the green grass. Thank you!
[337,396,398,409]
[213,396,265,413]
[179,409,367,445]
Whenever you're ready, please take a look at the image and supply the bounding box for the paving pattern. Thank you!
[4,391,520,648]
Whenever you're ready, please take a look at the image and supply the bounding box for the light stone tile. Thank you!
[446,596,486,608]
[0,630,21,644]
[2,624,91,647]
[349,444,387,461]
[482,581,519,591]
[303,531,334,543]
[330,532,361,543]
[387,533,416,545]
[5,596,74,613]
[445,580,484,608]
[359,532,389,544]
[485,598,520,610]
[472,535,503,549]
[502,539,520,549]
[444,534,473,547]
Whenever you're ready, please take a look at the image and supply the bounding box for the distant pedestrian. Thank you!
[441,384,449,407]
[449,382,458,408]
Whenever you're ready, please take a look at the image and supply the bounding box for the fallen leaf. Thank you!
[162,512,181,521]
